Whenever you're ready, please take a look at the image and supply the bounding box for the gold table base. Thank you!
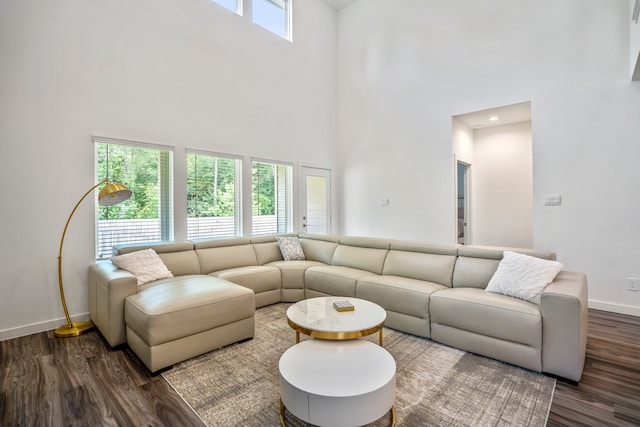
[288,318,385,346]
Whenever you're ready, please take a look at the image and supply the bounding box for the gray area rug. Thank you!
[163,303,555,426]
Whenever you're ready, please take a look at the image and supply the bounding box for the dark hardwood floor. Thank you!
[547,309,640,427]
[0,329,206,426]
[1,308,638,426]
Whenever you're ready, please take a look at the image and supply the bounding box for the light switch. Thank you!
[379,198,390,207]
[544,194,561,206]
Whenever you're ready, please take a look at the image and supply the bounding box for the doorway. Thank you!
[451,101,533,247]
[456,161,470,245]
[299,166,331,234]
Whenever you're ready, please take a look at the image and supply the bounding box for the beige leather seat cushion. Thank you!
[267,260,327,290]
[125,276,255,347]
[305,265,374,297]
[430,288,542,348]
[357,275,447,319]
[211,265,281,294]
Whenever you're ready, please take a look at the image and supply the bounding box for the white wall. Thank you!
[337,0,640,315]
[0,0,337,338]
[452,118,474,165]
[473,122,533,247]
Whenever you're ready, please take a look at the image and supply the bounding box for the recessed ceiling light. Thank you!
[489,116,499,121]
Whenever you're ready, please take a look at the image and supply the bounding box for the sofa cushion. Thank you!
[298,234,340,264]
[305,265,373,297]
[452,256,500,289]
[113,241,194,256]
[357,275,446,320]
[486,251,563,304]
[113,242,200,276]
[267,260,327,290]
[251,235,286,265]
[331,237,392,275]
[384,241,457,286]
[194,238,258,274]
[212,265,281,309]
[430,288,542,349]
[452,245,556,289]
[211,266,281,294]
[111,249,173,286]
[124,275,255,346]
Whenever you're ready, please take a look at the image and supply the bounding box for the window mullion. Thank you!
[160,151,172,241]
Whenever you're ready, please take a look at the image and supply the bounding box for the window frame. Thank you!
[251,158,294,235]
[186,149,243,240]
[252,0,292,41]
[94,136,174,259]
[209,0,241,15]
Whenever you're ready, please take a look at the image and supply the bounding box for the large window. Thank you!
[252,160,293,235]
[252,0,291,40]
[95,138,173,258]
[187,151,242,239]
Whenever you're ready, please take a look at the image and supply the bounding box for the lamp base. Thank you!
[54,320,95,338]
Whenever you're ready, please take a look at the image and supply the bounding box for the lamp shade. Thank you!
[98,181,132,206]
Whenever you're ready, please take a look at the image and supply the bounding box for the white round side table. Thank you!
[279,339,396,427]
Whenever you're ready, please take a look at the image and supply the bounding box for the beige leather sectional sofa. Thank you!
[88,233,588,382]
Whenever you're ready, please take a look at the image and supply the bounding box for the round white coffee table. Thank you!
[286,296,387,345]
[279,339,396,427]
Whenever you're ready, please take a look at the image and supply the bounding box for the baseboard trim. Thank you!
[0,312,91,342]
[589,299,640,317]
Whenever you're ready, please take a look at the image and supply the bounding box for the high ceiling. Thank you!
[321,0,359,10]
[319,0,531,130]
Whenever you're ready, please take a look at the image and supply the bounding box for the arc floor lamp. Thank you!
[54,178,131,338]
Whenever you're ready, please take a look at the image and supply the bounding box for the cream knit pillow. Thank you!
[485,251,562,305]
[111,248,173,286]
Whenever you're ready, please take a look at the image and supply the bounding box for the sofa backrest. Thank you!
[250,235,286,265]
[193,237,257,274]
[453,245,557,289]
[298,233,340,264]
[331,236,393,275]
[384,241,458,287]
[113,241,200,277]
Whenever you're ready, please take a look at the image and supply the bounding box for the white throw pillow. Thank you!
[277,236,306,261]
[111,248,173,286]
[485,251,562,305]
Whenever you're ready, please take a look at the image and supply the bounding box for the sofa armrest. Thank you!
[88,261,138,347]
[540,271,588,382]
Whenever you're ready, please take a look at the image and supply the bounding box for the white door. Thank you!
[299,166,331,234]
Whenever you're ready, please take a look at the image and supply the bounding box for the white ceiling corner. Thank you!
[321,0,359,10]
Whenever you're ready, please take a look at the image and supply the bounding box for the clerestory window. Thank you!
[210,0,240,14]
[252,0,291,41]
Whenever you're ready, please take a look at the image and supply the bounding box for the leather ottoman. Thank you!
[124,275,255,373]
